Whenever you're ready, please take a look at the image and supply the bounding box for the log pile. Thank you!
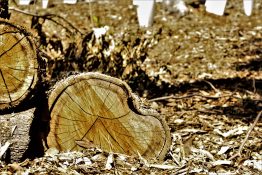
[0,20,40,162]
[0,20,171,162]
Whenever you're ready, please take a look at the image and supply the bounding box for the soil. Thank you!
[1,0,261,174]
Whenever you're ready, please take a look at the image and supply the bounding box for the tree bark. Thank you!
[47,72,171,160]
[0,20,39,110]
[0,0,10,19]
[0,108,35,163]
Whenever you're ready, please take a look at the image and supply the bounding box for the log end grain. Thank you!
[47,72,171,160]
[0,20,38,110]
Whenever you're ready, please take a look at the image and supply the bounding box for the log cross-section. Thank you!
[47,72,171,159]
[0,20,38,110]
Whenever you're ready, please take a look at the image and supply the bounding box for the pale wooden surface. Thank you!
[0,108,35,162]
[0,20,38,110]
[47,72,171,159]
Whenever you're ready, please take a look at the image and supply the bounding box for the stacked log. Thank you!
[0,109,35,162]
[0,20,171,162]
[47,73,171,160]
[0,20,38,110]
[0,20,39,162]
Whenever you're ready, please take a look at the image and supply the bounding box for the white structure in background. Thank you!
[205,0,253,16]
[42,0,48,8]
[133,0,187,27]
[133,0,155,27]
[162,0,188,15]
[19,0,30,5]
[243,0,253,16]
[133,0,254,27]
[64,0,77,4]
[19,0,78,8]
[18,0,254,27]
[205,0,227,16]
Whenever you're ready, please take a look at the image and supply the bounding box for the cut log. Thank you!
[47,72,171,160]
[0,20,38,110]
[0,108,35,162]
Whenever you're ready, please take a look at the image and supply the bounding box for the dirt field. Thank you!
[1,0,261,174]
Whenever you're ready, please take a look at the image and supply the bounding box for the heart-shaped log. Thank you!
[47,72,171,159]
[0,20,38,110]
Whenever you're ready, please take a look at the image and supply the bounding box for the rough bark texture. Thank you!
[0,108,35,162]
[47,72,171,160]
[0,20,39,110]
